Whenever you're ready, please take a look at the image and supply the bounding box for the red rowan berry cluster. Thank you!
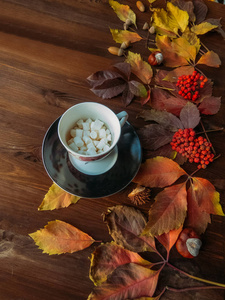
[171,128,214,169]
[176,71,208,102]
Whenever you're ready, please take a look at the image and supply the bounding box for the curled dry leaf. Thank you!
[38,183,80,211]
[110,29,142,44]
[128,184,151,205]
[29,220,95,255]
[109,0,136,27]
[89,242,152,285]
[87,263,160,300]
[103,205,156,252]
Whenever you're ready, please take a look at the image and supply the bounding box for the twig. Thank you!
[200,120,216,155]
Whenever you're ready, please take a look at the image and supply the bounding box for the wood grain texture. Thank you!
[0,0,224,299]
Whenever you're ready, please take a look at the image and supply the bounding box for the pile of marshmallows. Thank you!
[67,118,112,156]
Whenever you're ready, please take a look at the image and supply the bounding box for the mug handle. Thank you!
[116,111,128,127]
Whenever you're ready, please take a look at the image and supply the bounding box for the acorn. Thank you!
[124,19,133,30]
[149,25,156,34]
[143,22,149,30]
[136,1,145,12]
[128,185,151,205]
[148,51,163,66]
[108,47,124,57]
[120,41,131,49]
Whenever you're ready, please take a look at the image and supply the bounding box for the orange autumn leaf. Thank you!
[155,35,189,68]
[109,0,136,27]
[89,242,152,285]
[126,51,153,84]
[197,50,221,67]
[29,220,94,255]
[110,29,142,44]
[38,183,80,211]
[156,226,183,253]
[190,177,224,216]
[133,156,187,188]
[142,183,187,237]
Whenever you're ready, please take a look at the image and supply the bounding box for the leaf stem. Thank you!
[167,262,225,288]
[200,120,216,155]
[197,128,224,135]
[167,285,225,293]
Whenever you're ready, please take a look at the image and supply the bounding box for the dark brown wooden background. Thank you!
[0,0,224,299]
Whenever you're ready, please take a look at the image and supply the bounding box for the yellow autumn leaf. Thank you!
[109,0,136,27]
[156,35,188,68]
[191,22,218,35]
[126,51,153,84]
[167,2,189,33]
[29,220,95,255]
[197,51,221,67]
[38,183,80,211]
[182,29,201,54]
[153,2,189,36]
[172,37,197,63]
[110,29,142,44]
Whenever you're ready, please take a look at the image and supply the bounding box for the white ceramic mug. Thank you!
[58,102,128,161]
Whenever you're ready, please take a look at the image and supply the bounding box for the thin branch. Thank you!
[167,285,225,293]
[200,120,216,155]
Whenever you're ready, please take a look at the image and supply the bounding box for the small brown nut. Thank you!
[143,22,149,30]
[136,1,145,12]
[108,47,124,56]
[120,41,130,49]
[149,25,156,34]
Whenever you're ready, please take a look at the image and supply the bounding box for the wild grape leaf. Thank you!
[89,242,152,285]
[163,66,195,82]
[113,62,131,80]
[142,182,187,237]
[109,0,136,27]
[179,101,200,129]
[29,220,94,255]
[122,86,135,106]
[133,157,187,188]
[185,182,211,234]
[156,35,188,67]
[190,177,224,216]
[138,108,184,131]
[110,29,142,44]
[193,0,208,24]
[171,0,196,23]
[156,226,183,253]
[90,79,126,99]
[38,183,80,211]
[151,88,187,116]
[87,263,160,300]
[197,51,221,67]
[191,22,218,35]
[137,124,174,151]
[206,18,225,39]
[126,52,153,84]
[87,70,123,88]
[103,205,156,253]
[128,81,147,98]
[198,96,221,115]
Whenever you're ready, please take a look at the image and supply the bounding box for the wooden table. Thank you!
[0,0,224,299]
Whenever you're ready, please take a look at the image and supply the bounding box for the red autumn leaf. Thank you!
[150,88,187,116]
[29,220,95,255]
[179,101,200,129]
[133,157,187,188]
[88,263,160,300]
[103,205,156,253]
[185,182,211,234]
[141,89,151,105]
[190,177,224,216]
[198,96,221,115]
[137,124,174,151]
[156,226,183,253]
[138,109,183,131]
[142,182,187,237]
[89,242,152,285]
